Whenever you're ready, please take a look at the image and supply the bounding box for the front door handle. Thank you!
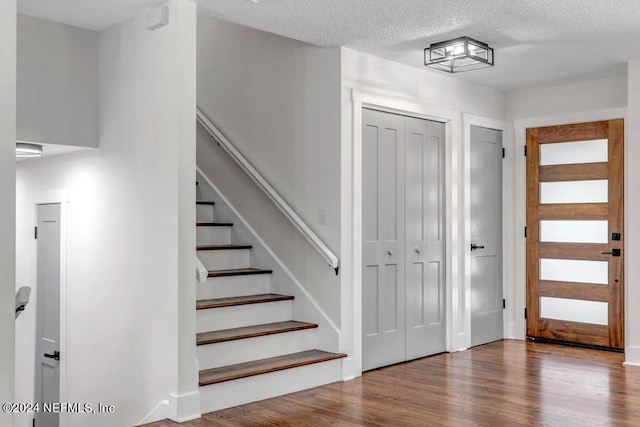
[471,243,485,250]
[601,248,621,257]
[44,351,60,361]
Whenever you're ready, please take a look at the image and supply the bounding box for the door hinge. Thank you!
[502,147,506,158]
[524,308,528,319]
[524,226,527,238]
[503,299,506,309]
[34,226,38,239]
[524,145,527,156]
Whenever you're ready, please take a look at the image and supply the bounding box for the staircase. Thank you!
[195,182,346,413]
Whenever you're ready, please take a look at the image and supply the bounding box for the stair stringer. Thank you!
[196,167,341,355]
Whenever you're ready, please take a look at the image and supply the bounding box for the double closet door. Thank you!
[362,108,446,371]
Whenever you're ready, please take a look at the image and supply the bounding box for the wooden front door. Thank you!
[526,120,624,350]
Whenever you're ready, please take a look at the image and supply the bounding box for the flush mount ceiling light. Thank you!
[15,142,43,158]
[424,37,494,73]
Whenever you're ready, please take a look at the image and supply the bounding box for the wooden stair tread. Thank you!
[197,221,233,227]
[199,350,347,386]
[196,201,216,205]
[196,293,294,310]
[207,268,272,277]
[197,321,317,346]
[197,244,252,251]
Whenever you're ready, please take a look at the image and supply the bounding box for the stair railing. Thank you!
[196,108,340,275]
[196,257,208,283]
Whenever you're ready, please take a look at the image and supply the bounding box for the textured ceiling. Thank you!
[17,0,165,31]
[18,0,640,92]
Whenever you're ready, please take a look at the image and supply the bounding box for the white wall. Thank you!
[342,48,506,119]
[196,16,343,324]
[14,2,197,426]
[340,47,507,376]
[17,14,98,148]
[507,74,628,120]
[624,61,640,364]
[0,1,16,426]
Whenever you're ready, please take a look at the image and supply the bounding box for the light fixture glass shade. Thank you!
[16,142,43,158]
[424,37,494,73]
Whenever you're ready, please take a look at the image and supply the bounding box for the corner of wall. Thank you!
[1,0,17,421]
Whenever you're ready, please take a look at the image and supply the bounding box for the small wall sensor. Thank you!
[146,5,169,31]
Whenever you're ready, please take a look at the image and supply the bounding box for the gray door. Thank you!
[362,109,446,371]
[405,117,446,359]
[34,203,61,427]
[362,109,406,370]
[470,126,504,347]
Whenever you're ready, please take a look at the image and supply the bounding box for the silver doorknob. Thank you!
[386,250,394,256]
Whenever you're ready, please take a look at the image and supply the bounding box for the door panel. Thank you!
[540,180,608,204]
[540,297,608,325]
[539,139,608,165]
[470,126,503,347]
[362,109,445,370]
[405,118,446,359]
[362,109,405,370]
[35,203,61,427]
[526,119,624,349]
[540,220,608,243]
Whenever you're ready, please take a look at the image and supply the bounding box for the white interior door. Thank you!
[405,117,446,359]
[362,109,406,370]
[34,203,61,427]
[470,126,504,347]
[362,109,446,371]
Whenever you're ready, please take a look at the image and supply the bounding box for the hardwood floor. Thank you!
[144,340,640,426]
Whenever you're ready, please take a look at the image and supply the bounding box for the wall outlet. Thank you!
[318,207,328,225]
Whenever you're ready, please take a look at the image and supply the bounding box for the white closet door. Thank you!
[362,109,446,371]
[405,117,446,359]
[362,108,406,371]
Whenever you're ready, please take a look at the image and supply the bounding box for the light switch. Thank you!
[318,208,328,225]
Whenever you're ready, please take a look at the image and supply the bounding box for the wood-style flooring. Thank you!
[144,340,640,426]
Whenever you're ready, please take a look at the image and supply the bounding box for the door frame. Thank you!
[343,88,509,377]
[511,108,628,348]
[30,190,69,425]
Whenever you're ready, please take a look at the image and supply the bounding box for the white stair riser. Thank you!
[197,226,231,245]
[196,205,215,222]
[200,359,343,414]
[197,274,270,300]
[196,300,292,333]
[197,249,251,270]
[197,329,316,370]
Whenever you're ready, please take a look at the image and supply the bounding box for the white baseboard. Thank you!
[137,399,171,426]
[623,346,640,366]
[170,390,201,423]
[137,391,201,425]
[341,356,357,380]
